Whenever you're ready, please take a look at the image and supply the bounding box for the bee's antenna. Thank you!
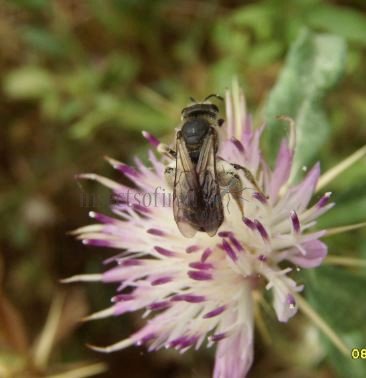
[204,94,224,102]
[189,96,197,103]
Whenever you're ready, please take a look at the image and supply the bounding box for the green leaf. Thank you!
[69,94,171,139]
[304,266,366,377]
[22,27,67,57]
[305,266,366,331]
[318,175,366,227]
[306,4,366,45]
[263,30,346,181]
[319,194,366,228]
[209,58,243,93]
[230,3,274,40]
[3,66,53,99]
[319,329,366,378]
[12,0,48,10]
[248,41,283,67]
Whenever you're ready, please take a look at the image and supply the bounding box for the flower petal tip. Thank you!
[74,173,95,180]
[82,307,115,322]
[65,229,78,236]
[103,155,117,166]
[142,130,160,147]
[59,277,74,284]
[86,343,111,353]
[87,338,134,353]
[59,274,102,283]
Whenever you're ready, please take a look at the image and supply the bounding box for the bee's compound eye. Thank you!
[218,119,224,127]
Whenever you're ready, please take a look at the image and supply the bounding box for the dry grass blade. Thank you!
[47,362,108,378]
[295,293,348,356]
[254,299,272,346]
[324,222,366,237]
[0,289,29,353]
[316,145,366,191]
[324,256,366,268]
[54,288,88,346]
[32,291,65,370]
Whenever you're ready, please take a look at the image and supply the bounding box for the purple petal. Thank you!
[118,164,140,178]
[132,204,151,214]
[252,192,267,205]
[213,326,254,378]
[151,276,172,286]
[169,336,187,348]
[243,217,256,230]
[111,294,135,302]
[231,137,245,152]
[148,301,171,311]
[82,239,114,247]
[135,332,156,346]
[254,219,269,241]
[188,270,212,281]
[220,240,237,261]
[169,335,198,349]
[180,336,198,349]
[246,126,263,172]
[287,163,321,211]
[229,235,244,252]
[147,149,164,175]
[186,245,200,253]
[288,240,327,268]
[171,294,206,303]
[201,248,213,262]
[258,254,267,262]
[210,332,228,342]
[142,131,160,147]
[218,231,233,238]
[286,294,296,308]
[189,262,213,270]
[274,289,298,322]
[147,228,166,236]
[154,246,177,257]
[203,305,226,318]
[290,210,301,234]
[103,263,147,283]
[89,211,118,224]
[269,140,293,200]
[316,192,332,208]
[242,114,254,151]
[119,258,143,266]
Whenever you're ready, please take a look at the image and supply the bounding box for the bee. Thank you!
[158,94,263,238]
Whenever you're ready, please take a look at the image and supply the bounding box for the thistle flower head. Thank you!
[66,85,344,378]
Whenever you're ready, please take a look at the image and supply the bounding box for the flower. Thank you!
[64,83,366,378]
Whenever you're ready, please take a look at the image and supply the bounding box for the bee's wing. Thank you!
[196,129,224,236]
[173,132,199,238]
[173,129,224,238]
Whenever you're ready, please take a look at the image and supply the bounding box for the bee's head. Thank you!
[181,94,223,120]
[181,103,219,120]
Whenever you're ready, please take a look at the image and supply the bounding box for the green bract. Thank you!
[264,30,346,181]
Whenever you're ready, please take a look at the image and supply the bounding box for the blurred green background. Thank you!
[0,0,365,377]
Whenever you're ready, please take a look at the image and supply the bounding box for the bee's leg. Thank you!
[217,162,245,217]
[157,143,176,160]
[230,163,267,198]
[164,161,176,189]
